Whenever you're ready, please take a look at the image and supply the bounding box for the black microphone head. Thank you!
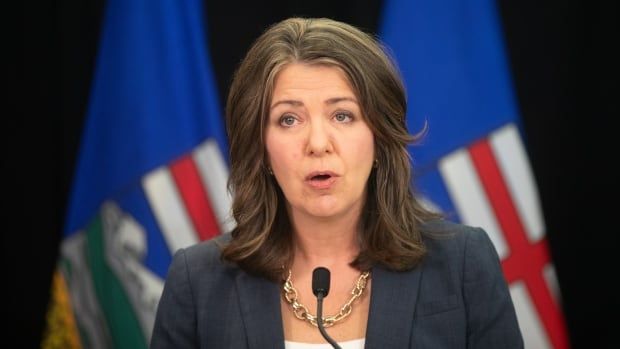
[312,267,331,297]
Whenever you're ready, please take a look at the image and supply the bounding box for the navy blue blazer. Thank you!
[150,220,523,348]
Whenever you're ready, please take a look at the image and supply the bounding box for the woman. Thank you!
[151,17,523,349]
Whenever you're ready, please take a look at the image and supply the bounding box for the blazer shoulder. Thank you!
[176,233,235,276]
[153,234,241,348]
[419,219,497,267]
[420,219,487,247]
[416,220,523,347]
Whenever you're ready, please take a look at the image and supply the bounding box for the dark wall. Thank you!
[15,0,105,346]
[16,0,616,347]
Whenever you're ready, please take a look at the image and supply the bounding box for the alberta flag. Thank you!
[43,0,231,348]
[380,0,569,348]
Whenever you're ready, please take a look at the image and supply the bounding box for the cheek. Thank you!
[351,131,375,168]
[265,135,299,172]
[265,131,282,166]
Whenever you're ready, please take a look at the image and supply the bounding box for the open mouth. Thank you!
[306,171,338,189]
[311,174,332,181]
[306,171,336,181]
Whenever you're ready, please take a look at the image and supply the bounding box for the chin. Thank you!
[307,209,339,218]
[304,203,347,219]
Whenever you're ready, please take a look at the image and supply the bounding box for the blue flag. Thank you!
[380,0,569,348]
[49,0,231,348]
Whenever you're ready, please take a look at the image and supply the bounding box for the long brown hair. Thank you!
[222,17,439,281]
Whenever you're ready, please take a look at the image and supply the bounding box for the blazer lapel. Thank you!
[364,264,423,349]
[235,271,285,349]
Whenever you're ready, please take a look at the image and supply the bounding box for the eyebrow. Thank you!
[270,96,358,110]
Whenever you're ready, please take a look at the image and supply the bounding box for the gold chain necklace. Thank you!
[282,269,370,327]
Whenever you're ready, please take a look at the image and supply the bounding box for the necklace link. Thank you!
[282,269,370,328]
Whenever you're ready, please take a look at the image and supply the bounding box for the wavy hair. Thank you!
[222,17,439,281]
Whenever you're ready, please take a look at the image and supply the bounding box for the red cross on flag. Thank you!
[381,0,571,347]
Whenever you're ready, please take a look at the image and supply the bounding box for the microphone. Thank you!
[312,267,341,349]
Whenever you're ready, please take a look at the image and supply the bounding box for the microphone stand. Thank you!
[312,267,341,349]
[316,293,341,349]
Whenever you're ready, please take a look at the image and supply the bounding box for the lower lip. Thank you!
[306,176,337,189]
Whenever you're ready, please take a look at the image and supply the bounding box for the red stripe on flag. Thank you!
[170,155,220,241]
[501,239,549,282]
[469,139,569,349]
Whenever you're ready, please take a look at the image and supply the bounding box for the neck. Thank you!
[288,207,362,270]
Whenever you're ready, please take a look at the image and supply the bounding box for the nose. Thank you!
[305,119,334,156]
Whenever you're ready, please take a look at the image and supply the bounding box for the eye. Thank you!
[333,112,353,123]
[279,114,298,127]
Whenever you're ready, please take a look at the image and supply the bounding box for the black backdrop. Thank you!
[16,0,616,347]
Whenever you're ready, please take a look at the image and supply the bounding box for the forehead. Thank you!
[271,63,356,100]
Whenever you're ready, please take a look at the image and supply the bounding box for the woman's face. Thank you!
[265,63,375,222]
